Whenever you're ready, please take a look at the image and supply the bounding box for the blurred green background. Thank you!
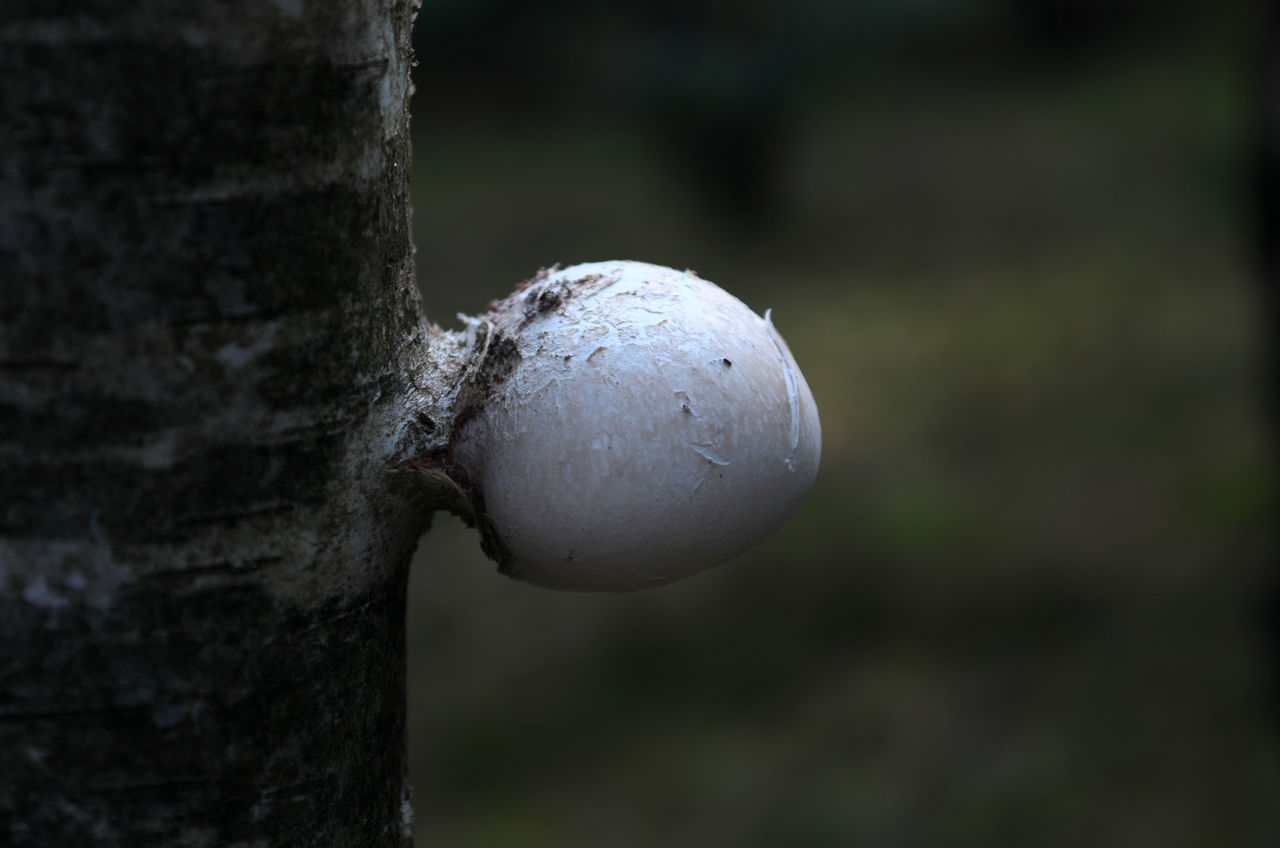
[405,1,1278,844]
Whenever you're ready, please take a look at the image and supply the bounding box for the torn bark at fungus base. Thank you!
[406,260,822,592]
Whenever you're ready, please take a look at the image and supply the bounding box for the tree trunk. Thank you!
[1256,0,1280,732]
[0,3,449,844]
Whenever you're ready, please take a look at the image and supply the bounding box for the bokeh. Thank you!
[406,1,1279,844]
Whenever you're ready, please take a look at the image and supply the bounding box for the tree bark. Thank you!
[0,3,452,844]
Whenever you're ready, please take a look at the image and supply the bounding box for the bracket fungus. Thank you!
[437,260,821,591]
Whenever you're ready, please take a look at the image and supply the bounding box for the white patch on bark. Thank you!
[270,0,304,18]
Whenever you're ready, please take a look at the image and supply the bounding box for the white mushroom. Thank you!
[450,260,821,591]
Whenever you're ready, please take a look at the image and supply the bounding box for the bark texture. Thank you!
[0,3,453,844]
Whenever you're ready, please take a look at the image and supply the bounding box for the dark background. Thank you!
[405,1,1278,844]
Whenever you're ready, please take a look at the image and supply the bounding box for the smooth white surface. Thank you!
[459,261,821,591]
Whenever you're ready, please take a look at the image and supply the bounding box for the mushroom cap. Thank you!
[456,260,821,591]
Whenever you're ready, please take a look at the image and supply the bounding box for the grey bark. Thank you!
[0,3,462,844]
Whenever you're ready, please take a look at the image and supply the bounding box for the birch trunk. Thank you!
[0,3,451,844]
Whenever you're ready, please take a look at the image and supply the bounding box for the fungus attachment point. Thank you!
[450,260,821,591]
